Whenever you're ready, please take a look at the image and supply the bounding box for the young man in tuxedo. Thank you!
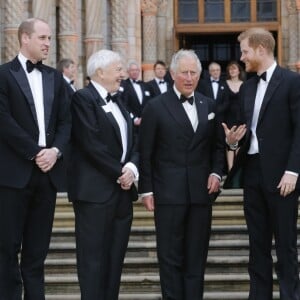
[0,18,71,300]
[223,27,300,300]
[139,49,224,299]
[57,58,77,99]
[68,49,139,300]
[146,60,170,98]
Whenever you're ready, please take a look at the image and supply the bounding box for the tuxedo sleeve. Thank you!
[138,100,158,193]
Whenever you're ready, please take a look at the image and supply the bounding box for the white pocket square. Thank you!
[102,104,112,113]
[208,112,215,120]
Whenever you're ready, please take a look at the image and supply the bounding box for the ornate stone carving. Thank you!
[4,0,23,61]
[286,0,297,14]
[111,0,128,61]
[58,0,78,63]
[141,0,158,16]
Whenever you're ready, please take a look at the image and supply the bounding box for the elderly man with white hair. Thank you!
[68,49,139,300]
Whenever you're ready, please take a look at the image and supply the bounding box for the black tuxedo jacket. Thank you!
[138,89,224,204]
[120,78,151,118]
[63,78,75,101]
[197,78,228,119]
[0,56,71,190]
[146,79,170,98]
[224,66,300,191]
[68,83,139,203]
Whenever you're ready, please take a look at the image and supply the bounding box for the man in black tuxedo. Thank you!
[223,28,300,299]
[68,49,139,300]
[146,60,170,98]
[139,49,224,299]
[197,62,227,120]
[119,60,151,126]
[57,58,77,100]
[0,18,71,300]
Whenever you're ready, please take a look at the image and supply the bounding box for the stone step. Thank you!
[45,291,281,300]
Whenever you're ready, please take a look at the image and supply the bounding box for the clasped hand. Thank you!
[222,123,247,145]
[35,148,58,172]
[118,167,135,190]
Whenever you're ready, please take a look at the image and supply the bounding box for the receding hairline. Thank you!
[18,18,49,45]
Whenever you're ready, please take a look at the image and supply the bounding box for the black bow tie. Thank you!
[26,60,43,73]
[180,95,194,105]
[106,93,118,103]
[133,80,140,84]
[211,79,219,83]
[70,80,74,85]
[256,72,267,82]
[159,80,165,84]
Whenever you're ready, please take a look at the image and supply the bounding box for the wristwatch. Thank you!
[52,147,62,159]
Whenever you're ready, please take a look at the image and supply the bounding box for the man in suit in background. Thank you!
[0,18,71,300]
[146,60,170,98]
[223,27,300,299]
[197,62,227,120]
[68,49,139,300]
[139,49,224,299]
[57,58,77,100]
[120,60,151,126]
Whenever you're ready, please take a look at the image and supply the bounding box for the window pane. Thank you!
[205,0,224,23]
[257,0,277,21]
[178,0,198,23]
[231,0,250,22]
[213,43,230,61]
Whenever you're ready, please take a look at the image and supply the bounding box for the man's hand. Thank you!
[277,173,298,197]
[207,174,220,194]
[118,167,134,190]
[142,195,155,211]
[35,148,58,172]
[222,123,247,145]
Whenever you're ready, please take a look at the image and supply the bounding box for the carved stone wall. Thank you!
[0,0,297,84]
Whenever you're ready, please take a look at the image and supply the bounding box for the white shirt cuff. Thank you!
[124,162,139,181]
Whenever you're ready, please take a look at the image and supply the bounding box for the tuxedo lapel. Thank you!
[257,66,281,126]
[41,67,54,131]
[10,58,38,126]
[189,95,208,148]
[162,90,194,138]
[244,78,257,128]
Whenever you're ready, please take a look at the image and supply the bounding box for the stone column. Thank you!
[32,0,56,66]
[141,0,158,81]
[57,0,78,64]
[84,0,104,60]
[286,0,298,71]
[157,0,168,62]
[3,0,23,61]
[111,0,128,62]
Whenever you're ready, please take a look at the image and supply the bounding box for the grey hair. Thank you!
[170,49,202,74]
[87,49,122,77]
[127,60,139,70]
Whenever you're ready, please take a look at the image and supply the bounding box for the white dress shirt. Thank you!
[155,78,167,94]
[173,86,198,132]
[248,62,277,154]
[91,80,138,179]
[63,75,76,91]
[210,77,219,100]
[130,79,143,104]
[18,53,46,147]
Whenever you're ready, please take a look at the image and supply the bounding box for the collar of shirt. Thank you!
[258,61,277,83]
[18,52,33,73]
[155,77,165,84]
[173,85,194,102]
[90,80,114,104]
[63,75,73,84]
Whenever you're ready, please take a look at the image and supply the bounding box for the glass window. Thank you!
[178,0,198,23]
[213,43,230,61]
[257,0,277,21]
[205,0,224,23]
[231,0,250,22]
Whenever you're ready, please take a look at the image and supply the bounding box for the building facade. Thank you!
[0,0,299,87]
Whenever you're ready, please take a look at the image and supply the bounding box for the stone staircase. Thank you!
[45,189,298,299]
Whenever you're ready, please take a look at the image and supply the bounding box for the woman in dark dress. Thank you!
[224,61,244,171]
